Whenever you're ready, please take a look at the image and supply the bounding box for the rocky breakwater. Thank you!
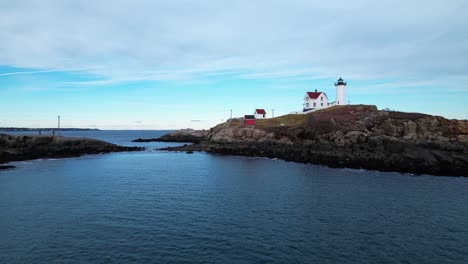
[0,134,142,167]
[169,105,468,176]
[133,129,209,143]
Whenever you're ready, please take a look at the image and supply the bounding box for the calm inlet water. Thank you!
[1,131,467,263]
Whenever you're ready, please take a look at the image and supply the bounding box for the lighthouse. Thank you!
[334,77,347,105]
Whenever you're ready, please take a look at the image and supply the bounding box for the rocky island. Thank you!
[0,134,141,169]
[158,105,468,177]
[133,129,208,143]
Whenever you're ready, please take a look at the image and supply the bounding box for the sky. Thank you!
[1,0,467,129]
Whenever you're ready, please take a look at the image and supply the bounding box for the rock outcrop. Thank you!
[0,134,142,164]
[133,129,209,143]
[0,165,16,170]
[161,105,468,177]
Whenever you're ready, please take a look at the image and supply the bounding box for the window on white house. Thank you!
[321,97,323,101]
[306,97,309,101]
[313,103,316,107]
[306,103,309,107]
[321,103,323,106]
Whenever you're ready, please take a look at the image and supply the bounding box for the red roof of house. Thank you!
[306,92,323,99]
[255,109,266,115]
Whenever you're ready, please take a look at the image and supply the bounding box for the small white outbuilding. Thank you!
[254,109,267,119]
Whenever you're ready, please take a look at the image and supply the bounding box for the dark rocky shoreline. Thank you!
[161,141,466,176]
[0,134,142,166]
[157,105,468,177]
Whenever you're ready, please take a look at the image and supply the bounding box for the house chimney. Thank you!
[315,89,317,92]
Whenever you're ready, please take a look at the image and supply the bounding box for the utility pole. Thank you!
[272,109,275,118]
[58,115,60,136]
[230,109,232,119]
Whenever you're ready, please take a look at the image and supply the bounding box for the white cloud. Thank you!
[0,69,66,76]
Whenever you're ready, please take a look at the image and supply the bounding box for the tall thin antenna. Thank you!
[272,109,275,118]
[58,115,60,136]
[230,109,232,119]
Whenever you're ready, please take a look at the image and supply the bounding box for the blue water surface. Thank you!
[0,131,467,264]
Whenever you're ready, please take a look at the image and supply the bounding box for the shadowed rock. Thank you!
[0,134,142,164]
[0,165,16,170]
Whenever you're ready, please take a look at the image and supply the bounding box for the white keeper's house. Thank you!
[303,77,347,112]
[303,90,329,111]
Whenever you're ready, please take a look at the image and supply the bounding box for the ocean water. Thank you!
[0,130,467,264]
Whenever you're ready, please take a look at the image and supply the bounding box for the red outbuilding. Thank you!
[244,115,256,126]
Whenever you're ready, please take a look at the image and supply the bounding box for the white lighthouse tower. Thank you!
[334,77,347,105]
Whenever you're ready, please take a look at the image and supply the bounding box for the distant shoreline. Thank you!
[0,127,100,132]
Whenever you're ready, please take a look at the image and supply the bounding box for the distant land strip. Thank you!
[0,127,100,132]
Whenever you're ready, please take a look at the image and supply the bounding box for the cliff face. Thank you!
[0,134,141,165]
[189,105,468,176]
